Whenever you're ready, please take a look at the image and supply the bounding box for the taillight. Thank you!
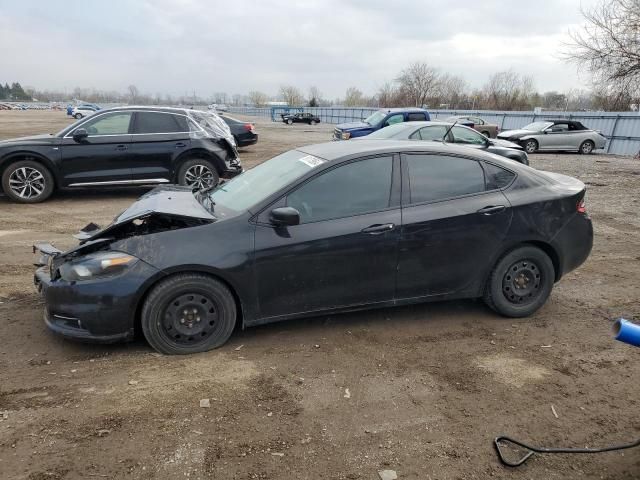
[577,198,586,214]
[244,123,254,132]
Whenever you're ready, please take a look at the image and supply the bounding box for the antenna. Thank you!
[442,120,458,144]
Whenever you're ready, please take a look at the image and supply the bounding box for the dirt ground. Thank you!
[0,110,639,480]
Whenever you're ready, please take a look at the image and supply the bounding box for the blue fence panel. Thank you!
[228,107,640,156]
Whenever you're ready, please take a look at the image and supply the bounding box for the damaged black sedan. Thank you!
[34,141,593,355]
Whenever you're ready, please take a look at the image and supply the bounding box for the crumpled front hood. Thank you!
[114,186,215,224]
[491,138,523,149]
[0,133,59,147]
[498,129,534,139]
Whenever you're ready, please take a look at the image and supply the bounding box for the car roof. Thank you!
[97,105,194,115]
[378,107,428,113]
[296,139,512,165]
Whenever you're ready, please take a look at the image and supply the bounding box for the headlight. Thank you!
[59,251,138,281]
[341,132,351,140]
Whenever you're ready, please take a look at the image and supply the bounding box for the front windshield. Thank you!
[365,123,412,139]
[363,111,387,126]
[523,121,553,131]
[209,149,326,212]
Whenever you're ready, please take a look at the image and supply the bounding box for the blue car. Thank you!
[333,107,430,140]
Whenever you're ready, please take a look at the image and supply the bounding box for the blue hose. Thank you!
[613,318,640,347]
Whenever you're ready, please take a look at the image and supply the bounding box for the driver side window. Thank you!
[385,114,404,126]
[286,156,393,224]
[80,113,132,135]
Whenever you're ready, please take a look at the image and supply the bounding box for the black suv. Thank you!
[0,106,242,203]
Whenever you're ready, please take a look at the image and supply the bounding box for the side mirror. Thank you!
[270,207,300,226]
[73,128,88,141]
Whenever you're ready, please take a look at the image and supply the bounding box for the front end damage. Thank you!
[33,186,217,343]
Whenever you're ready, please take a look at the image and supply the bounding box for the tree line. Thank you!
[0,82,32,101]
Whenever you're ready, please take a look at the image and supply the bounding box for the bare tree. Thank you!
[248,90,268,107]
[437,74,467,109]
[396,62,440,107]
[566,1,640,91]
[279,85,304,106]
[482,70,534,110]
[128,84,139,103]
[343,86,365,106]
[376,82,398,107]
[308,86,322,107]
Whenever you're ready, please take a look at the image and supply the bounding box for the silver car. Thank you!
[497,119,607,154]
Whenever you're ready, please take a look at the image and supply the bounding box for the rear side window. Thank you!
[134,112,183,134]
[484,163,515,190]
[287,156,393,223]
[407,112,426,121]
[415,125,449,141]
[405,154,486,204]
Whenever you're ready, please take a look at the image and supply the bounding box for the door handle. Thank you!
[115,144,128,151]
[175,142,187,148]
[477,205,506,215]
[361,223,395,235]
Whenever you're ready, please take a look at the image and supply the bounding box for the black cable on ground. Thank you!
[494,435,640,467]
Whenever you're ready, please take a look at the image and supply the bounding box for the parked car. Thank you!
[71,105,98,119]
[360,121,528,164]
[333,108,430,140]
[498,119,607,154]
[281,112,321,125]
[208,104,229,112]
[445,115,500,138]
[33,140,592,354]
[0,106,241,203]
[221,115,258,147]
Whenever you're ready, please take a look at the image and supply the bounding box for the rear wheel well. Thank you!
[485,241,560,292]
[134,270,244,337]
[174,150,225,182]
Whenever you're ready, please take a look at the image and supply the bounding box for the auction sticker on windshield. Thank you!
[298,155,325,168]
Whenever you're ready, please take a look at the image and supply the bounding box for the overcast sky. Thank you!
[0,0,599,99]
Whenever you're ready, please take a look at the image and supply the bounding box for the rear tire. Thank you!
[1,159,54,203]
[483,245,554,318]
[481,130,491,138]
[579,140,594,154]
[310,120,317,125]
[74,113,83,119]
[141,273,237,355]
[177,158,220,190]
[523,139,538,154]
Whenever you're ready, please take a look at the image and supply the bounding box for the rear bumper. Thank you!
[552,213,593,279]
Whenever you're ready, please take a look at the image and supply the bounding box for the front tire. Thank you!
[579,140,594,154]
[310,120,317,125]
[523,139,538,154]
[483,245,554,318]
[1,160,54,203]
[141,274,237,355]
[177,158,220,190]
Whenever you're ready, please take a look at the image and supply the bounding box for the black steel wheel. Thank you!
[483,245,554,317]
[141,273,236,355]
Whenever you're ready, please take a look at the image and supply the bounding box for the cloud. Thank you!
[0,0,598,98]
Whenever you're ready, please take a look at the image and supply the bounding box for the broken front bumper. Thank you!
[34,258,161,344]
